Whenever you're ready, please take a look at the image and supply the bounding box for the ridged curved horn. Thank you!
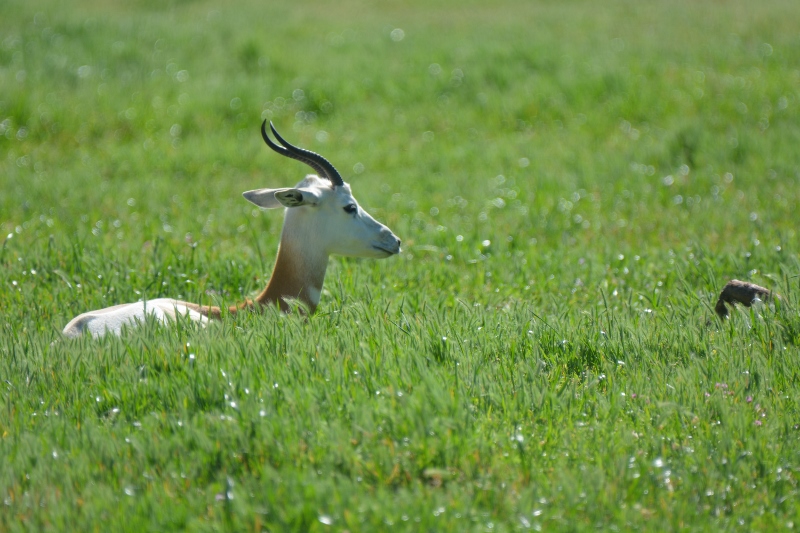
[260,120,345,187]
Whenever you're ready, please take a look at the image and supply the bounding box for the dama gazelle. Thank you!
[62,121,401,337]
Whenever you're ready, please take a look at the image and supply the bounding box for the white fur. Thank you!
[305,285,322,307]
[62,298,209,338]
[245,176,400,259]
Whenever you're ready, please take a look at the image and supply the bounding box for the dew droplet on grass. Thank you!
[390,28,405,41]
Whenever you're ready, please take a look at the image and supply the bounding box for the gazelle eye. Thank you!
[343,204,357,214]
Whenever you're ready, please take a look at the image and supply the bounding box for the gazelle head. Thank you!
[243,121,401,259]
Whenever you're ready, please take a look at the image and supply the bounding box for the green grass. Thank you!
[2,0,800,530]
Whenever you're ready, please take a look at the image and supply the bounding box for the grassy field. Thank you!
[2,0,800,530]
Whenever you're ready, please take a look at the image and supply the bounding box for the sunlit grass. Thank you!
[1,0,800,530]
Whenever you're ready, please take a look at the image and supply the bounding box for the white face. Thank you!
[242,175,401,259]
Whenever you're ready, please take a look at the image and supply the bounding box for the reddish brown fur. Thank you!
[714,279,773,319]
[183,240,323,318]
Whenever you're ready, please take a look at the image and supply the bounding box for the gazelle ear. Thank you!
[242,189,320,209]
[273,188,322,208]
[242,188,289,209]
[243,187,323,209]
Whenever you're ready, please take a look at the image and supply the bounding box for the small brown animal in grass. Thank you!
[714,279,773,319]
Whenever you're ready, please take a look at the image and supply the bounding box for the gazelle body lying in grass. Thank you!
[62,121,401,337]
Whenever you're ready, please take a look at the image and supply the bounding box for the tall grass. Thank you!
[1,0,799,530]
